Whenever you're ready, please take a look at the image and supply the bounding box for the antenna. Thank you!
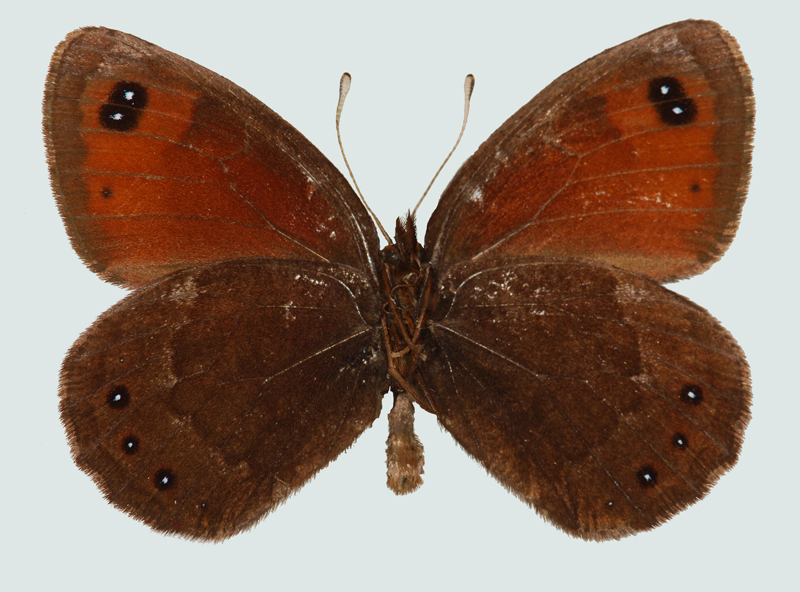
[336,73,393,244]
[411,74,475,218]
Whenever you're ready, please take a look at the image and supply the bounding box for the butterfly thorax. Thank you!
[380,214,433,495]
[379,214,434,393]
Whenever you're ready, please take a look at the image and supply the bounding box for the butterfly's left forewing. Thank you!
[45,28,381,289]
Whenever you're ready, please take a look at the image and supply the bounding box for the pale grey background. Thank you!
[2,1,796,590]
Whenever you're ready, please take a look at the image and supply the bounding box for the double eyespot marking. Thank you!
[647,76,697,126]
[106,384,176,493]
[99,81,149,132]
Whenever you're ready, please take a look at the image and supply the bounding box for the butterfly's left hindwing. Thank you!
[59,260,387,540]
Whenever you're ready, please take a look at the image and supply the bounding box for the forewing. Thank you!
[59,260,387,540]
[44,28,380,288]
[426,20,753,283]
[419,260,750,539]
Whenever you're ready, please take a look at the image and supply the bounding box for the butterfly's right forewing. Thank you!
[426,20,753,284]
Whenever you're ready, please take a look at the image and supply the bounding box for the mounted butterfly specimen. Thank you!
[43,20,753,541]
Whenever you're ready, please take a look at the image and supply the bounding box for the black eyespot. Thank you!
[107,385,130,409]
[637,465,658,488]
[154,468,176,491]
[647,76,697,126]
[99,81,149,132]
[672,432,688,450]
[680,384,704,405]
[690,183,701,192]
[121,435,140,455]
[101,187,113,198]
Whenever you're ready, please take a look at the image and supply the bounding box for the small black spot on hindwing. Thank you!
[101,187,113,198]
[107,385,130,409]
[121,434,140,455]
[99,81,149,132]
[647,76,697,126]
[154,468,176,491]
[637,465,658,488]
[672,432,688,450]
[679,384,704,405]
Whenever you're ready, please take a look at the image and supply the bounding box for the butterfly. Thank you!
[44,20,753,541]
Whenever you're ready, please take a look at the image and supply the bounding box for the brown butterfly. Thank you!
[44,20,753,541]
